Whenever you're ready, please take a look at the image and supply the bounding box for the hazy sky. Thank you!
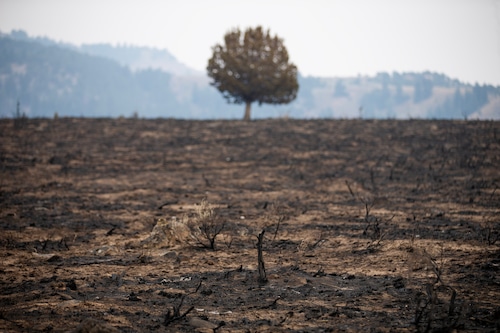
[1,0,499,85]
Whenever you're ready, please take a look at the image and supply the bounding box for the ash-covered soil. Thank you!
[1,118,499,332]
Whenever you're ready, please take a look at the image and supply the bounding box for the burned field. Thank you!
[1,118,499,332]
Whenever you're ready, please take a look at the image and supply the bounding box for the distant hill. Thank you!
[306,73,500,119]
[2,30,198,76]
[0,36,181,118]
[1,30,499,119]
[80,44,201,76]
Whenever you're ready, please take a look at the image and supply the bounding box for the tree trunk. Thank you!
[243,102,252,121]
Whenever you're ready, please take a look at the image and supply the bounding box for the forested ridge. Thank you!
[1,31,499,119]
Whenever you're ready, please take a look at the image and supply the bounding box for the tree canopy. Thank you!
[207,26,299,120]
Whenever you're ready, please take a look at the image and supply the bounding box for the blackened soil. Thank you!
[1,118,499,332]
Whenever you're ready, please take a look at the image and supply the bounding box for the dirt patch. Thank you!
[1,118,499,332]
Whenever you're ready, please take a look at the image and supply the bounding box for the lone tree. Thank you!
[207,26,299,121]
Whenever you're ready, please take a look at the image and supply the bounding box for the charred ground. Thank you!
[1,118,499,332]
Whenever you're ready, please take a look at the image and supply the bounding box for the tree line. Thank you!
[1,32,498,119]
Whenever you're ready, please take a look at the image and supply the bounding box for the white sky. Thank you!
[1,0,499,85]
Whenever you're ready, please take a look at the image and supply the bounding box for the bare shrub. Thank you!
[345,180,388,245]
[407,245,462,332]
[163,282,201,326]
[477,219,500,246]
[265,201,288,242]
[188,199,225,250]
[345,180,377,222]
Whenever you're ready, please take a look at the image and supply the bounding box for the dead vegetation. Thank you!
[188,199,226,250]
[0,118,499,332]
[406,244,461,332]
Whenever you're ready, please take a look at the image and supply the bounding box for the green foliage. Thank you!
[207,26,299,120]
